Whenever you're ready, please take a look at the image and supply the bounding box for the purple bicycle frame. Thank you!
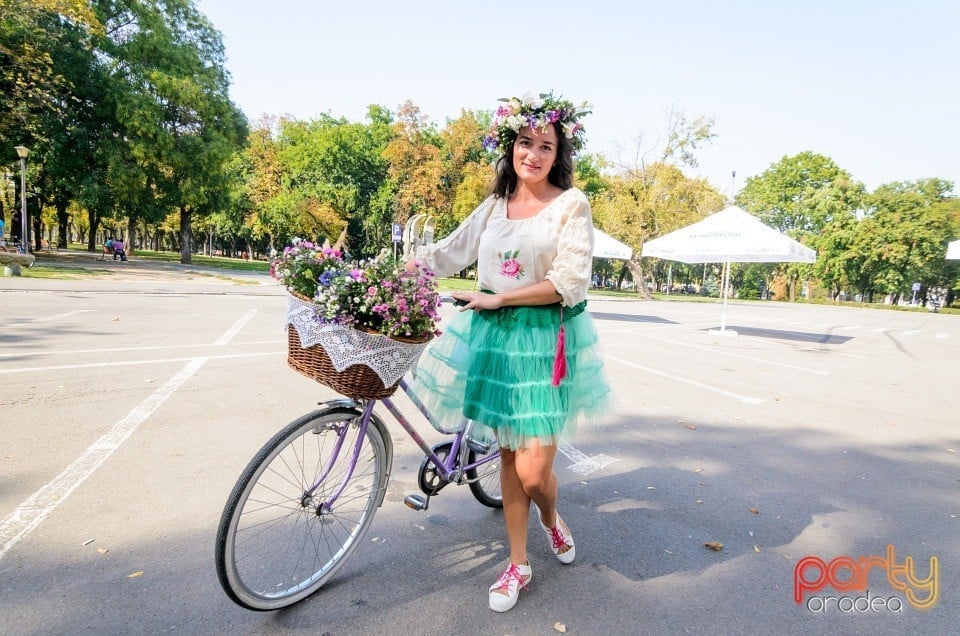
[311,378,499,512]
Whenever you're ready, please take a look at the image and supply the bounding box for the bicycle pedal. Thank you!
[404,494,429,511]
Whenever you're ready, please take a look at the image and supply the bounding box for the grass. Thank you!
[22,264,111,279]
[127,249,270,273]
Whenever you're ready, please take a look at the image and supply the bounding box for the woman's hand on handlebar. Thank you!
[450,292,502,311]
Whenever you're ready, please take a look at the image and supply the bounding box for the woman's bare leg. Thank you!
[498,447,530,566]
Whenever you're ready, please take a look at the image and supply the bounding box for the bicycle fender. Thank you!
[316,401,394,508]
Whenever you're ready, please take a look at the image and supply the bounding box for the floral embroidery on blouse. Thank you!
[498,250,525,280]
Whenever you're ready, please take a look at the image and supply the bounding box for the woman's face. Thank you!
[512,124,558,186]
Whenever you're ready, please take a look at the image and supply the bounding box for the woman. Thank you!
[408,92,610,612]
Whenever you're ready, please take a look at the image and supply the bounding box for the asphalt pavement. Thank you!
[0,254,957,635]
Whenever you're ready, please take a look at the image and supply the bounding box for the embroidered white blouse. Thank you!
[415,188,595,307]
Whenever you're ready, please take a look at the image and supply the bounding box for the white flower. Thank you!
[562,122,576,138]
[521,92,544,109]
[505,114,526,131]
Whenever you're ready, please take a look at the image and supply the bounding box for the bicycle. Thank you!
[214,335,502,611]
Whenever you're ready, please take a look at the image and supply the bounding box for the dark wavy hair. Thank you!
[491,122,575,198]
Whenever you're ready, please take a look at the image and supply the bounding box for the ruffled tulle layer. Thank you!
[411,302,611,450]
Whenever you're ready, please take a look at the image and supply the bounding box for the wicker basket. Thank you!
[287,324,437,399]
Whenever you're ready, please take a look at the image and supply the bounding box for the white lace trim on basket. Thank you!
[284,292,430,388]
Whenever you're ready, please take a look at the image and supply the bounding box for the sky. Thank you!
[196,0,960,197]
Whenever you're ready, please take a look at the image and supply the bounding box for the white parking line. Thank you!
[557,441,617,475]
[0,340,284,359]
[5,310,95,328]
[603,354,764,404]
[0,351,281,374]
[628,331,829,376]
[214,309,256,345]
[0,311,255,563]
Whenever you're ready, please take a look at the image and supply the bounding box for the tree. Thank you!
[382,101,445,224]
[847,179,955,303]
[737,152,864,300]
[593,110,722,299]
[92,0,246,263]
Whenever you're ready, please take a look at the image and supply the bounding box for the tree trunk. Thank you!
[56,202,69,248]
[625,256,653,300]
[616,267,628,290]
[87,208,99,251]
[179,206,192,264]
[127,218,136,256]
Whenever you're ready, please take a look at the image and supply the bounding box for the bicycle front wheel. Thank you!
[215,408,388,611]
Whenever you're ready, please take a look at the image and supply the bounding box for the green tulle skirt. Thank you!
[411,301,611,450]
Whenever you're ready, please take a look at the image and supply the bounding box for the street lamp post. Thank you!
[14,145,29,254]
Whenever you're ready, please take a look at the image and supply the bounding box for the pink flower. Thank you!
[500,258,524,279]
[367,286,377,296]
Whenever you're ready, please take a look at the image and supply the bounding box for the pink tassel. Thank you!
[552,324,567,387]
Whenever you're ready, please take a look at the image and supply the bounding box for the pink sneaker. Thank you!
[488,562,532,612]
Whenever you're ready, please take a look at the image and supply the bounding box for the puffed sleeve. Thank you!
[546,189,594,306]
[414,195,496,277]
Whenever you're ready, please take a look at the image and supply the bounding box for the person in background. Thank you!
[112,237,127,261]
[407,92,610,612]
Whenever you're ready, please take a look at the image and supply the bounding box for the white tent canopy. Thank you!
[947,240,960,260]
[593,228,633,260]
[641,205,816,264]
[641,205,816,335]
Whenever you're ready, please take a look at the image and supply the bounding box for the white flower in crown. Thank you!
[482,91,591,152]
[505,114,526,132]
[521,92,544,109]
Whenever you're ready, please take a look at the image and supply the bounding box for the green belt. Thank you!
[475,290,586,328]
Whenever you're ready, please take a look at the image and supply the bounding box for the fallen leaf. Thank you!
[754,546,761,554]
[693,467,702,473]
[554,622,567,633]
[646,486,655,490]
[704,541,723,552]
[97,548,109,554]
[695,499,703,504]
[664,549,673,554]
[370,537,379,542]
[948,448,956,453]
[682,423,697,430]
[127,571,143,578]
[112,317,120,321]
[749,507,760,515]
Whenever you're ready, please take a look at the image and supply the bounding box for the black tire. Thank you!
[215,408,388,610]
[467,446,502,508]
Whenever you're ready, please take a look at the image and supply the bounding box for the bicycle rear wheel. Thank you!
[467,446,502,508]
[215,407,388,610]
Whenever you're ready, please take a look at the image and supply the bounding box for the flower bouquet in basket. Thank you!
[271,238,441,399]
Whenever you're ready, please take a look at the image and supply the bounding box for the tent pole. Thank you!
[720,260,730,332]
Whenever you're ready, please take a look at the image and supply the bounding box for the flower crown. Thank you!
[482,92,592,153]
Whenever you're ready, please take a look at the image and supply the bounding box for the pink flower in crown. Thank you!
[498,250,525,280]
